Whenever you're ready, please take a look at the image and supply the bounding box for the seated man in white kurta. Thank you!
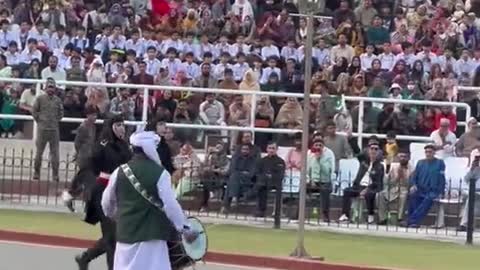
[102,131,195,270]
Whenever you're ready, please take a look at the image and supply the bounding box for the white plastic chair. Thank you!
[409,143,428,167]
[277,147,293,161]
[336,158,360,196]
[435,157,469,227]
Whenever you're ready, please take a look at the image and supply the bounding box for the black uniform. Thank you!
[157,136,175,174]
[78,138,131,270]
[255,155,286,217]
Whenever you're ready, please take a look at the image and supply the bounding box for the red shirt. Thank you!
[434,112,457,132]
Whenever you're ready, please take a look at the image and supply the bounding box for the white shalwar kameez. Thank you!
[101,131,188,270]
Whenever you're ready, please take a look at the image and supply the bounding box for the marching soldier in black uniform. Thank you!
[75,115,132,270]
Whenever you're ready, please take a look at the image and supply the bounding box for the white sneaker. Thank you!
[62,190,75,212]
[338,214,349,222]
[368,215,375,224]
[62,190,73,202]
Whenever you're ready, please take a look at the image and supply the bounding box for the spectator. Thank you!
[61,90,84,140]
[338,142,384,224]
[367,77,388,108]
[392,104,416,135]
[286,133,303,173]
[105,51,123,83]
[19,83,44,114]
[194,62,217,89]
[255,141,285,217]
[377,149,413,225]
[355,0,377,28]
[275,96,302,129]
[253,95,274,151]
[347,56,361,76]
[153,121,175,174]
[330,33,355,64]
[434,106,457,131]
[223,143,258,213]
[350,74,368,96]
[143,46,161,77]
[323,121,352,170]
[365,59,386,87]
[32,78,63,181]
[430,118,457,158]
[218,68,238,105]
[377,102,395,134]
[455,118,480,157]
[307,138,334,222]
[20,38,42,66]
[200,141,230,212]
[367,16,390,49]
[133,90,154,120]
[86,59,106,84]
[156,90,176,121]
[164,126,181,156]
[333,104,353,137]
[403,144,446,228]
[333,1,355,28]
[228,93,250,142]
[384,131,399,170]
[173,142,202,198]
[456,148,480,232]
[86,87,109,118]
[173,99,194,143]
[110,88,135,121]
[66,56,86,82]
[0,88,18,137]
[199,93,226,128]
[239,69,260,108]
[5,41,20,66]
[315,80,337,129]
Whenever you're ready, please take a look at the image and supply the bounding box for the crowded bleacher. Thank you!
[0,0,480,229]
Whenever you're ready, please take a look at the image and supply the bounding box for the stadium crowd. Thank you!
[0,0,480,228]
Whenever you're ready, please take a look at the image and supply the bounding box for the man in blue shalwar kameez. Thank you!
[403,144,446,228]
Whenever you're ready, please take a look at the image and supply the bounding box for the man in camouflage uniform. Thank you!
[32,78,64,181]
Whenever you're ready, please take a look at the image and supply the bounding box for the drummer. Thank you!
[101,130,198,270]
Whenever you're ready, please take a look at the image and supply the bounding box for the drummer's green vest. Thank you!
[116,157,176,244]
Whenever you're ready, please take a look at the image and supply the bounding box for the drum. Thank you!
[168,216,208,270]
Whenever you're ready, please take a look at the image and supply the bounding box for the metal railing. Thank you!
[0,78,472,148]
[0,147,478,240]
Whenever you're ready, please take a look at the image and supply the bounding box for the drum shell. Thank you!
[168,237,194,270]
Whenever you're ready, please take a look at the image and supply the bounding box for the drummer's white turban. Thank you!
[129,131,162,166]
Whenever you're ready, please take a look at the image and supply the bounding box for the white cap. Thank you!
[129,131,162,166]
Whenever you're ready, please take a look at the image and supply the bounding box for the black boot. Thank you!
[75,253,89,270]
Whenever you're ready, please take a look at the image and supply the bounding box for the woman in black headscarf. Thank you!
[331,57,348,81]
[75,115,132,270]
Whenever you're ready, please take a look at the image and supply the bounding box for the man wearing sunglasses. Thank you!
[338,142,384,224]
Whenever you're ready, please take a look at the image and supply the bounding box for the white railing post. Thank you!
[142,88,149,124]
[357,101,364,149]
[32,82,42,143]
[465,103,472,132]
[250,91,257,141]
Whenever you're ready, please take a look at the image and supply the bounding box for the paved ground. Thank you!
[0,241,262,270]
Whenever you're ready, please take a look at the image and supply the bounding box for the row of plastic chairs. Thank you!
[278,145,473,196]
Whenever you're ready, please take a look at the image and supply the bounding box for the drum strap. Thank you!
[120,164,165,211]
